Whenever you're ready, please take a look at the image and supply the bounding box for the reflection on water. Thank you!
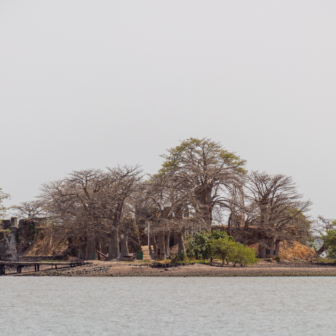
[0,277,335,335]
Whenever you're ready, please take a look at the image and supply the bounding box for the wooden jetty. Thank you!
[0,260,84,275]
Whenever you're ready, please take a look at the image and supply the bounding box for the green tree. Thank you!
[0,188,10,220]
[318,219,336,259]
[211,239,258,266]
[185,229,232,260]
[160,138,246,230]
[312,216,336,257]
[323,229,336,260]
[211,239,237,266]
[229,243,258,266]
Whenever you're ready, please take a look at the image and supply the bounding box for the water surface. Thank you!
[0,277,334,335]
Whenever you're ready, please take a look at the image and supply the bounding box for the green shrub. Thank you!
[185,230,232,260]
[323,229,336,260]
[184,230,258,266]
[317,258,336,264]
[275,256,281,262]
[211,239,237,266]
[175,259,209,265]
[170,251,186,262]
[230,244,259,266]
[211,239,258,266]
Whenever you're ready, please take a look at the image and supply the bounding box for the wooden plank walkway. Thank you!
[0,260,84,275]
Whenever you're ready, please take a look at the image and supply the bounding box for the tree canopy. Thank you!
[6,137,318,261]
[159,138,247,230]
[0,188,10,220]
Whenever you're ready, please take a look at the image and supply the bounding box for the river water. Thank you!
[0,277,335,335]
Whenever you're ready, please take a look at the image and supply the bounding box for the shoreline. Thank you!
[5,260,336,277]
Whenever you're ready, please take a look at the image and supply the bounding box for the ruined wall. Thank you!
[0,217,45,260]
[0,220,11,230]
[0,218,19,261]
[16,219,40,254]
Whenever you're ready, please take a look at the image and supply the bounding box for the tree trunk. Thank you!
[157,231,166,260]
[78,241,86,260]
[198,205,213,231]
[176,232,185,254]
[258,242,266,258]
[269,239,275,257]
[108,228,120,260]
[120,232,129,257]
[96,241,101,260]
[101,244,109,255]
[200,189,213,231]
[316,244,326,256]
[228,214,232,236]
[165,232,170,257]
[275,240,280,257]
[85,236,96,260]
[153,235,158,259]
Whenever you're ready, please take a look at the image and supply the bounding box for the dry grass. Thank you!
[279,241,316,261]
[26,231,68,256]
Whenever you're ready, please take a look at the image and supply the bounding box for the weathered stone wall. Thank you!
[0,226,19,261]
[0,217,44,260]
[0,220,11,230]
[16,219,40,254]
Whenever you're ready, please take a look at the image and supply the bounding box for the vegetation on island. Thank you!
[1,137,335,264]
[313,217,336,260]
[0,188,10,221]
[183,230,258,266]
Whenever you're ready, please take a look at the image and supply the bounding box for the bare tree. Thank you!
[102,166,142,260]
[143,170,205,258]
[243,171,311,257]
[13,200,46,220]
[40,169,109,259]
[40,166,142,260]
[22,138,316,262]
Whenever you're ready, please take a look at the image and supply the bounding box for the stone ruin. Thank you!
[0,217,19,261]
[0,217,45,261]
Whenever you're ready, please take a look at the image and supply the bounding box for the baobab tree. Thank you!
[244,171,311,257]
[102,166,142,260]
[40,166,142,260]
[159,138,246,231]
[40,169,110,259]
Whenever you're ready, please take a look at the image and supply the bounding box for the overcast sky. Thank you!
[1,1,335,218]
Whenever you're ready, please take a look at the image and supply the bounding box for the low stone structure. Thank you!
[0,217,46,261]
[0,217,19,261]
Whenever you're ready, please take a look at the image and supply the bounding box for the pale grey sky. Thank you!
[1,1,335,218]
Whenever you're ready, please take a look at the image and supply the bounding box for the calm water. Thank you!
[0,277,335,335]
